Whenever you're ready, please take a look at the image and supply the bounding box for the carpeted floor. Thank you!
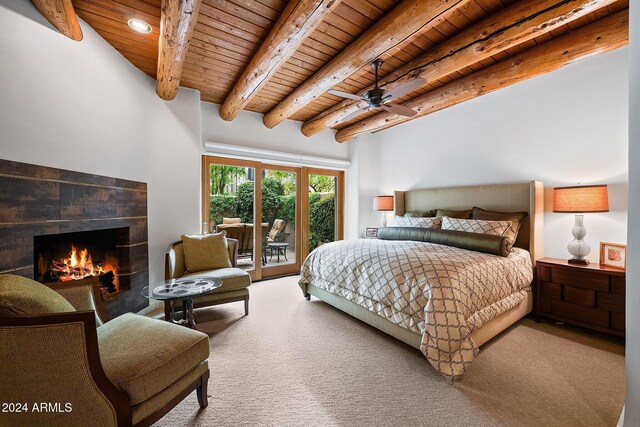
[157,276,625,427]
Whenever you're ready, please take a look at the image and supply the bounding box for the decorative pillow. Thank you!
[404,210,436,218]
[441,216,512,236]
[222,217,241,224]
[471,207,528,246]
[181,232,231,273]
[436,208,472,219]
[0,274,75,316]
[393,215,441,229]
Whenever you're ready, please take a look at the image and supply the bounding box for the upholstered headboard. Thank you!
[393,181,544,263]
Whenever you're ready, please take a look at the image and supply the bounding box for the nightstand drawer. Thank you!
[551,268,609,291]
[540,282,561,300]
[598,292,625,313]
[611,276,625,295]
[550,300,609,328]
[563,286,595,307]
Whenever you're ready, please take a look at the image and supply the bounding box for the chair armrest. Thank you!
[227,238,239,268]
[55,284,106,326]
[0,312,130,426]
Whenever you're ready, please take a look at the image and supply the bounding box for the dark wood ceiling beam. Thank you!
[31,0,83,41]
[334,10,628,142]
[262,0,473,129]
[156,0,202,101]
[219,0,342,122]
[302,0,618,137]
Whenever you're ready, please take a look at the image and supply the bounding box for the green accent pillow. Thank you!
[404,210,436,218]
[0,274,75,315]
[377,227,512,257]
[471,207,528,245]
[436,208,472,219]
[181,232,231,273]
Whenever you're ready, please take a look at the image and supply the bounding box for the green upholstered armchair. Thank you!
[0,275,210,427]
[164,237,252,318]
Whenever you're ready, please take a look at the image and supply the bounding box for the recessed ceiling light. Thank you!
[128,19,152,34]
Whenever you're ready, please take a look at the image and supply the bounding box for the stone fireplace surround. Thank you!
[0,159,149,318]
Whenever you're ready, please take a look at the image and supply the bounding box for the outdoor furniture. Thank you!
[165,237,252,317]
[215,222,268,260]
[267,242,289,263]
[266,219,288,243]
[0,274,210,427]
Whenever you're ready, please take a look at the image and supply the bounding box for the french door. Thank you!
[202,156,343,281]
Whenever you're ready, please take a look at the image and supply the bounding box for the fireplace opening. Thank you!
[34,228,129,297]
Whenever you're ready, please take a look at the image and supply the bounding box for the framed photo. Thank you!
[599,242,626,270]
[365,227,379,238]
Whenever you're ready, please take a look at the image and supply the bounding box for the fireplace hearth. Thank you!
[0,159,149,318]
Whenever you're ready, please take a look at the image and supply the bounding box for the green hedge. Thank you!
[209,186,334,251]
[309,194,335,250]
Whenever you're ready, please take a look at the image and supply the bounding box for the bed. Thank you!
[299,181,544,378]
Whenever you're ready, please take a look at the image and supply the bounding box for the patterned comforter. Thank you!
[299,239,533,377]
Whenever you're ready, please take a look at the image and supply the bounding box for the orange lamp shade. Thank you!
[373,195,394,211]
[553,185,609,213]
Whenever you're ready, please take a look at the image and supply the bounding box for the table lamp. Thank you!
[553,184,609,265]
[373,195,394,227]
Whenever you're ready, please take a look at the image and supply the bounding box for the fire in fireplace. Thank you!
[34,228,128,296]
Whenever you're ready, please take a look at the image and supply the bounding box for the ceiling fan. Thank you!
[327,59,426,122]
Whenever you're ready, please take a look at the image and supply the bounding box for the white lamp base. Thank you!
[567,214,590,265]
[381,213,388,227]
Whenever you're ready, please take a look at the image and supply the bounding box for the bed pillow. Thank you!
[377,227,513,257]
[471,207,528,246]
[404,210,436,218]
[436,208,472,219]
[181,232,231,273]
[441,216,512,237]
[393,216,441,229]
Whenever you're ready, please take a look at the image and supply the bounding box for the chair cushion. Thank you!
[183,268,251,292]
[181,232,231,273]
[0,274,75,316]
[222,217,241,224]
[97,313,209,405]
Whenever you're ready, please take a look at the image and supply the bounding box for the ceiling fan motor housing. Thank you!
[364,87,386,108]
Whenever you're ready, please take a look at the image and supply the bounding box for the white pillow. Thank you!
[393,216,441,229]
[441,216,512,236]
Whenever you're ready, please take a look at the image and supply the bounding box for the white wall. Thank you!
[625,0,639,424]
[358,47,629,262]
[0,1,202,284]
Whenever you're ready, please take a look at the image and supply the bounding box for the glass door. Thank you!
[203,156,261,281]
[203,157,344,280]
[260,165,301,278]
[301,168,344,262]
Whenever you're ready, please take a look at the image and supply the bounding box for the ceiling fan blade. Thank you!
[327,89,363,101]
[382,103,418,118]
[383,77,427,100]
[340,106,370,123]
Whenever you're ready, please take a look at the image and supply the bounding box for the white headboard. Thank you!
[394,181,544,263]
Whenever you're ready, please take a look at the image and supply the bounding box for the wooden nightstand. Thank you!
[535,257,625,336]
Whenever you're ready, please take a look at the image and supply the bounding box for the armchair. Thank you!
[0,275,210,427]
[165,237,252,318]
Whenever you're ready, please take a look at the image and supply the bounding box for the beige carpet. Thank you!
[156,276,625,427]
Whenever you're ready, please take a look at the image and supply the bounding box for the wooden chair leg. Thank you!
[196,373,209,409]
[244,295,249,316]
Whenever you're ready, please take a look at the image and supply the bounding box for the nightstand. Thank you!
[536,257,625,336]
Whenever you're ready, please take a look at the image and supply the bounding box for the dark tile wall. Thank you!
[0,159,149,318]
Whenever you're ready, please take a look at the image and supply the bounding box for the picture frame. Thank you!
[365,227,379,239]
[599,242,626,270]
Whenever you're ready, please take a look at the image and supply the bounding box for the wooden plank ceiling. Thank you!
[70,0,629,142]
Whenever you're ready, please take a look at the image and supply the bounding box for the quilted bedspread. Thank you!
[299,239,533,377]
